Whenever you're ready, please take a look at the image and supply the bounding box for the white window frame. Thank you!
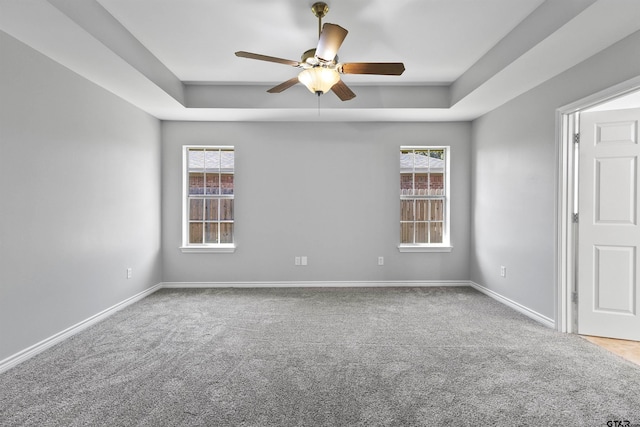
[398,146,452,253]
[180,145,236,253]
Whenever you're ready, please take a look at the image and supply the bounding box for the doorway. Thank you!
[557,78,640,340]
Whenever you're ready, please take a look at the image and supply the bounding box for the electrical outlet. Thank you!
[127,268,132,279]
[301,256,308,266]
[378,256,384,266]
[500,266,507,278]
[295,257,301,266]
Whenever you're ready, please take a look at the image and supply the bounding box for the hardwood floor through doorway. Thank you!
[582,335,640,366]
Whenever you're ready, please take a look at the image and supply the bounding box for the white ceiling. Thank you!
[2,0,640,121]
[97,0,543,84]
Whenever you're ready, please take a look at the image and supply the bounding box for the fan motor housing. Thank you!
[301,49,316,63]
[302,48,337,65]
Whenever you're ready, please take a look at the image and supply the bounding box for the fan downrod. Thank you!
[311,2,329,38]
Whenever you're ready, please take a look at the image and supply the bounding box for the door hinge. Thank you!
[572,213,579,223]
[573,133,580,144]
[572,292,578,303]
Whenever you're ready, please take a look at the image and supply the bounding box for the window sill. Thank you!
[180,244,236,253]
[397,244,453,253]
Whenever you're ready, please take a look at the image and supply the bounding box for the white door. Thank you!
[578,107,640,340]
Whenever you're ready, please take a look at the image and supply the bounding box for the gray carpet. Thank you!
[1,287,639,426]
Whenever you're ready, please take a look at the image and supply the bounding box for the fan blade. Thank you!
[267,77,300,93]
[331,80,356,101]
[235,51,300,67]
[316,23,348,62]
[340,62,405,76]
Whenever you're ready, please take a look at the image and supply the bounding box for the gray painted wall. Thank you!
[470,29,640,319]
[162,121,471,283]
[0,32,162,361]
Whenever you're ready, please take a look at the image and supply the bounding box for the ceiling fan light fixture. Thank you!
[298,67,340,95]
[235,1,404,101]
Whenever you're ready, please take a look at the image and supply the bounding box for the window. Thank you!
[399,146,451,252]
[182,146,235,253]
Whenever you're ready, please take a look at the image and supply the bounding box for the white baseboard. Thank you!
[469,281,555,329]
[159,280,471,288]
[0,284,162,374]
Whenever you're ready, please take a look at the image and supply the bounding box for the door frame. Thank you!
[555,75,640,334]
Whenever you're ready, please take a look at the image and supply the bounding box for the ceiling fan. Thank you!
[235,2,405,101]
